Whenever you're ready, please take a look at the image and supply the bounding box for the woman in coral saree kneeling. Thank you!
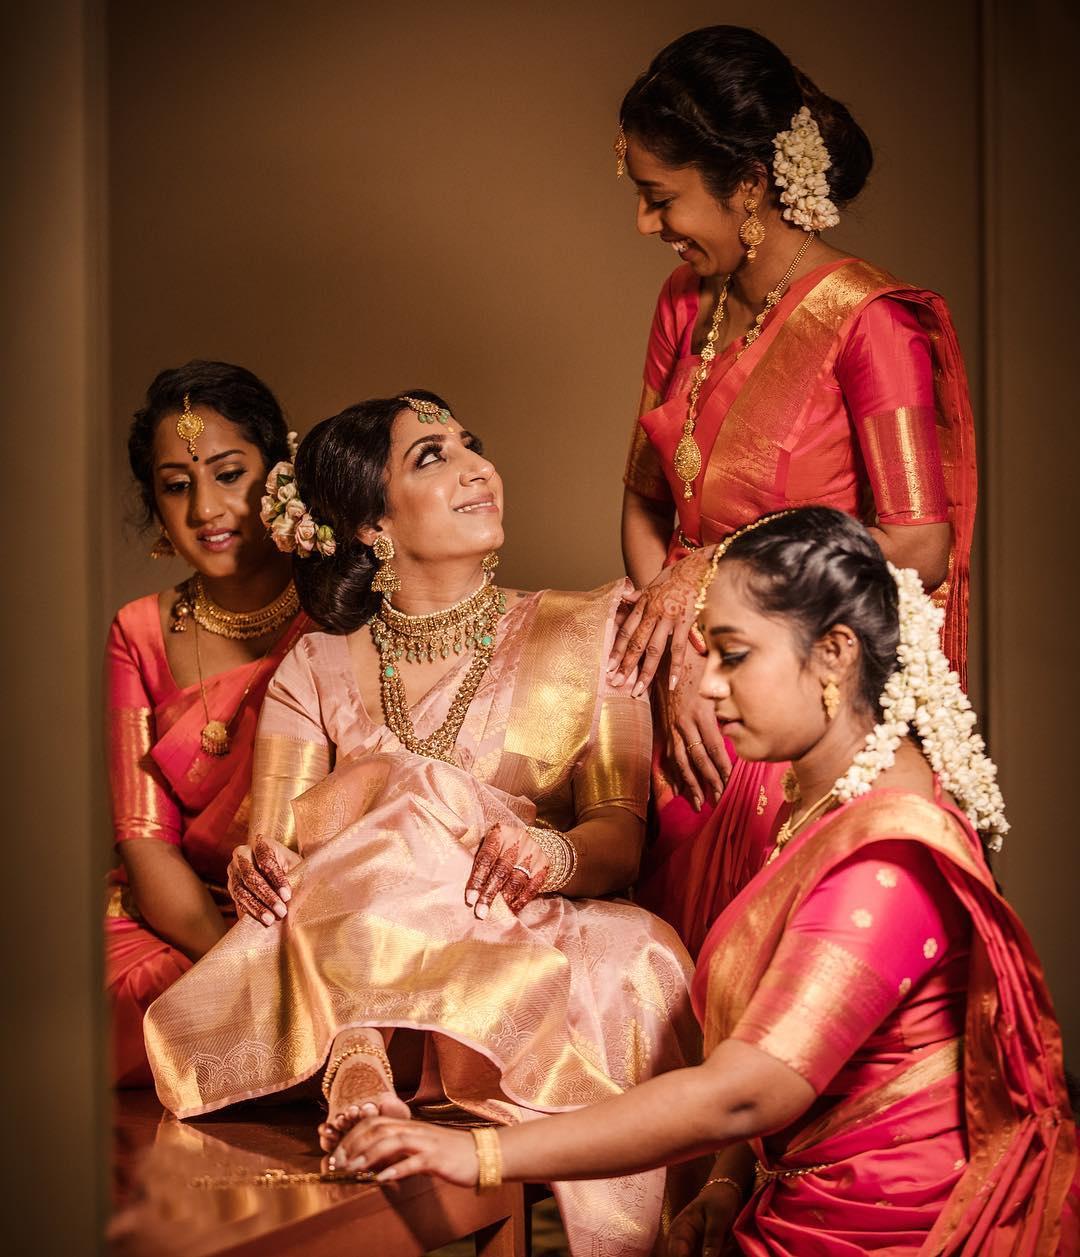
[338,508,1075,1255]
[145,391,699,1256]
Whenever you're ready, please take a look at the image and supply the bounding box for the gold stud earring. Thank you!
[149,528,175,559]
[370,534,400,594]
[822,675,840,722]
[739,196,766,261]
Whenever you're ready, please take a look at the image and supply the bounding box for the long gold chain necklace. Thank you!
[673,230,818,501]
[370,580,506,763]
[193,616,304,757]
[766,785,837,864]
[171,574,300,640]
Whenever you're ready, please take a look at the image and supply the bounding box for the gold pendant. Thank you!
[673,430,702,498]
[200,719,230,757]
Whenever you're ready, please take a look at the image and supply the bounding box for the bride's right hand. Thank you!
[608,550,710,696]
[227,835,298,926]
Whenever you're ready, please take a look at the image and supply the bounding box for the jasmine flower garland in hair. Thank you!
[772,107,841,232]
[834,564,1008,850]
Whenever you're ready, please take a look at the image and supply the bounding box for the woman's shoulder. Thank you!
[110,589,174,651]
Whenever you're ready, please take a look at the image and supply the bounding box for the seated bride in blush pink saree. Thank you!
[144,392,700,1257]
[329,509,1076,1256]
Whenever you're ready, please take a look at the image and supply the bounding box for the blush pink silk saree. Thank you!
[144,584,701,1257]
[693,790,1076,1254]
[627,258,978,952]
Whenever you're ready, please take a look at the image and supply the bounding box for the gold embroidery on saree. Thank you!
[574,692,651,821]
[249,732,332,851]
[108,706,177,841]
[856,404,948,521]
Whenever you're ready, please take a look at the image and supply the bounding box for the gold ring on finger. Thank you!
[685,740,704,751]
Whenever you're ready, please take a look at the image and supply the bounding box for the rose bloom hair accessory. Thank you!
[260,440,336,558]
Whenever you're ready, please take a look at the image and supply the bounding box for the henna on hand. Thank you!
[506,867,547,912]
[465,825,503,905]
[237,852,286,917]
[253,836,291,902]
[331,1061,388,1109]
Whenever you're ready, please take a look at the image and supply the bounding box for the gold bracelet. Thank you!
[471,1126,503,1192]
[527,824,578,893]
[704,1174,744,1201]
[321,1036,394,1102]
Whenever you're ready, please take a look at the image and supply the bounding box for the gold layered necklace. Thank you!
[673,230,818,500]
[370,580,507,763]
[171,574,300,640]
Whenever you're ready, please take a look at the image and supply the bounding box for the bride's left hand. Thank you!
[465,822,548,918]
[329,1114,480,1187]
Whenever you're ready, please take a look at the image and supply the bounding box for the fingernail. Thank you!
[376,1167,396,1181]
[669,673,680,691]
[274,902,287,918]
[362,1102,377,1114]
[632,681,645,698]
[475,903,489,920]
[354,1155,367,1168]
[464,889,479,906]
[693,796,703,812]
[611,673,624,687]
[279,886,291,902]
[261,912,274,926]
[327,1157,337,1171]
[347,1105,360,1116]
[713,789,723,805]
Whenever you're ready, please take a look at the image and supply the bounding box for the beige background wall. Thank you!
[4,1,1076,1250]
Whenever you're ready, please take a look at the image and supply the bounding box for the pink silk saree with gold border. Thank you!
[693,790,1076,1254]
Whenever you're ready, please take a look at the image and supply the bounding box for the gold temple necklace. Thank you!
[673,230,818,501]
[369,580,506,763]
[171,574,299,640]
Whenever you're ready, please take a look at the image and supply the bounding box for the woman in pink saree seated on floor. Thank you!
[608,27,976,953]
[337,508,1077,1255]
[106,361,310,1086]
[144,391,700,1256]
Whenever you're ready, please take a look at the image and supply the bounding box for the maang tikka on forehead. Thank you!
[399,395,452,426]
[176,393,205,460]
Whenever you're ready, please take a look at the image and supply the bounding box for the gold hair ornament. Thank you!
[614,125,628,177]
[399,395,452,425]
[176,393,205,461]
[693,510,797,615]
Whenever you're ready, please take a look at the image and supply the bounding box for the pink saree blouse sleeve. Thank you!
[730,839,956,1092]
[838,297,950,526]
[105,614,182,847]
[248,639,333,849]
[571,688,651,822]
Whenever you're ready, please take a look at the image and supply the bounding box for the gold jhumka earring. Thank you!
[481,551,499,575]
[614,125,628,178]
[176,393,205,460]
[149,529,175,559]
[822,676,840,721]
[370,534,400,594]
[739,196,766,261]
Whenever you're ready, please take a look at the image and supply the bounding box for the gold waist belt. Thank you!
[754,1159,830,1190]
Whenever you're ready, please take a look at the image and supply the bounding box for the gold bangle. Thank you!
[704,1174,744,1201]
[471,1126,503,1192]
[528,824,578,893]
[321,1036,394,1102]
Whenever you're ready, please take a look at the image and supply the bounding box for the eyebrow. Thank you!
[708,625,742,637]
[156,449,245,471]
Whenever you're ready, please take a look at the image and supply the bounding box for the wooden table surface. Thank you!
[109,1090,525,1257]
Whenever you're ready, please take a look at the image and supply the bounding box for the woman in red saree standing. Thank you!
[334,508,1076,1255]
[607,26,976,950]
[106,361,311,1086]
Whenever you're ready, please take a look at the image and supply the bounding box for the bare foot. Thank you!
[321,1092,412,1169]
[318,1029,404,1155]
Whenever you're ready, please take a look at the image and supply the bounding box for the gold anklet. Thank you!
[321,1036,394,1101]
[471,1126,503,1192]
